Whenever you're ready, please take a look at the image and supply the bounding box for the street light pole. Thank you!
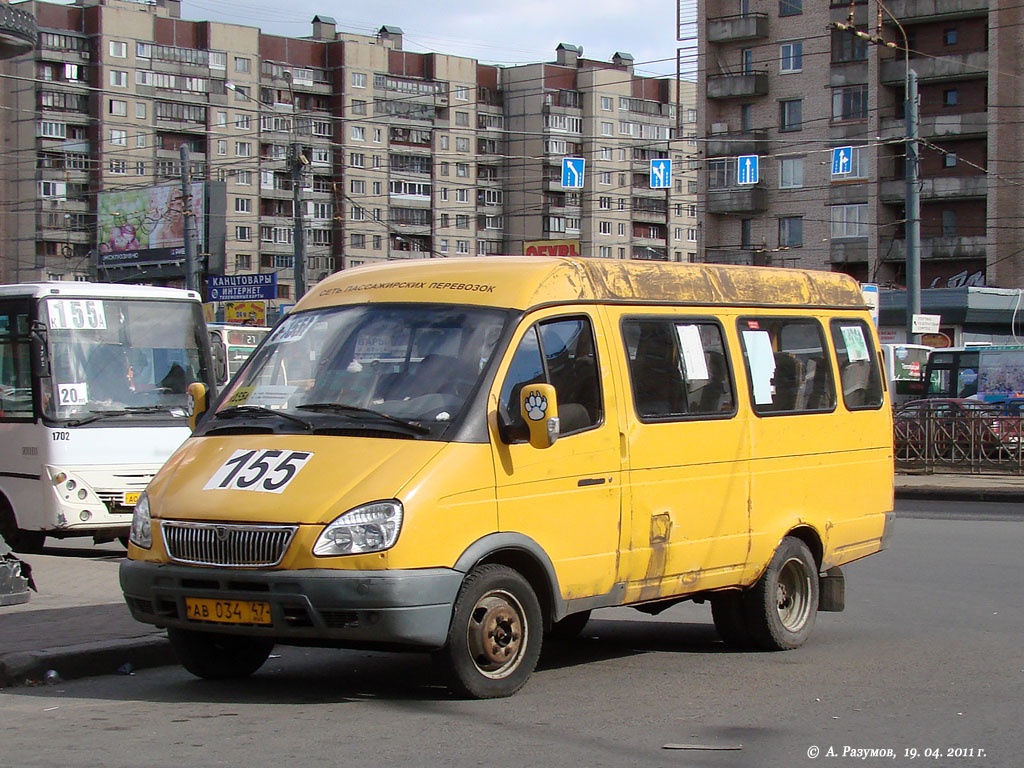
[290,142,308,300]
[180,144,201,294]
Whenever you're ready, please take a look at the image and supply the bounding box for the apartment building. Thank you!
[697,0,1023,289]
[0,0,697,305]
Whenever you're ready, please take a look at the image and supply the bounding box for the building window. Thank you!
[235,254,252,270]
[217,139,227,155]
[944,28,958,46]
[456,240,469,254]
[780,42,803,73]
[109,129,127,146]
[831,29,868,63]
[234,56,250,73]
[235,170,252,185]
[109,40,127,58]
[108,99,127,116]
[232,85,250,102]
[600,121,615,136]
[599,221,612,235]
[350,153,365,168]
[455,112,470,126]
[780,99,802,131]
[235,141,251,156]
[109,159,127,174]
[832,85,868,121]
[599,196,611,210]
[599,171,612,185]
[352,72,367,88]
[779,0,802,16]
[944,89,959,106]
[109,70,128,88]
[456,137,470,152]
[601,96,613,111]
[235,226,252,241]
[351,125,365,141]
[351,234,366,249]
[234,197,251,213]
[830,204,867,238]
[779,157,804,189]
[779,216,803,247]
[136,102,147,119]
[944,152,958,168]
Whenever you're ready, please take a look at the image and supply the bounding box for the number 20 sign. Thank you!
[203,449,314,494]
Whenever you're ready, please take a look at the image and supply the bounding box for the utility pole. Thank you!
[289,142,308,300]
[832,16,920,342]
[180,144,201,293]
[905,69,921,344]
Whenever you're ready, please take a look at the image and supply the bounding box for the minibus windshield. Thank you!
[43,298,212,422]
[215,304,507,435]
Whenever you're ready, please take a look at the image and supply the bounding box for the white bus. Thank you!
[207,323,271,386]
[0,283,216,551]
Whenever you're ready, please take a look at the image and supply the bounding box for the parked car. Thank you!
[894,398,1015,459]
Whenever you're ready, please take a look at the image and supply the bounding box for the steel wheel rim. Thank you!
[465,589,528,680]
[775,557,812,632]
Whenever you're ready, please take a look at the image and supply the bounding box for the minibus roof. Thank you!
[298,257,867,313]
[0,282,201,302]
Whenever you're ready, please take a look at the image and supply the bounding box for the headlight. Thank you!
[129,491,152,549]
[313,500,403,557]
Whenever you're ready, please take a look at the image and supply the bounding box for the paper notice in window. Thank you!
[841,325,870,362]
[675,324,709,381]
[742,330,777,405]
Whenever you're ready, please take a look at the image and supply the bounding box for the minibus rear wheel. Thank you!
[168,628,275,680]
[743,537,818,651]
[436,564,543,699]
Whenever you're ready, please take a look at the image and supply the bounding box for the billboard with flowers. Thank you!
[96,182,205,267]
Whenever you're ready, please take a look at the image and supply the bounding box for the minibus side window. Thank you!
[739,317,836,415]
[829,319,884,410]
[0,302,34,420]
[623,318,735,420]
[499,317,602,440]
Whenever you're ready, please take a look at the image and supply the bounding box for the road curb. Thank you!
[0,634,176,688]
[895,487,1024,503]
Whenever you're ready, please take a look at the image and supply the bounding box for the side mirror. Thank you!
[520,383,559,449]
[187,382,208,432]
[29,321,50,379]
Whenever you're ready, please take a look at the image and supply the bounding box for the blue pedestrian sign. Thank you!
[650,158,672,189]
[737,155,759,185]
[832,146,854,175]
[561,157,585,188]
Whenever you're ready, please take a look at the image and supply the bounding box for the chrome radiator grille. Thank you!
[162,521,297,567]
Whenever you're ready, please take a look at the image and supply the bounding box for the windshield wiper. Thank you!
[296,402,431,435]
[214,405,312,430]
[63,408,130,426]
[64,405,190,426]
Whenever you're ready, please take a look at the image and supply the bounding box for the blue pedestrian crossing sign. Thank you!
[561,157,585,188]
[737,155,759,185]
[650,158,672,189]
[832,146,854,175]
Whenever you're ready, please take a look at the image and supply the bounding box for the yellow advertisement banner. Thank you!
[224,301,266,326]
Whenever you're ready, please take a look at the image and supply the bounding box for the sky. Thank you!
[177,0,693,80]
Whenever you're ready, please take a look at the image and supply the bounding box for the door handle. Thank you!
[577,477,607,487]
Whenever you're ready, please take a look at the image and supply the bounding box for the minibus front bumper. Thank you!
[119,560,462,650]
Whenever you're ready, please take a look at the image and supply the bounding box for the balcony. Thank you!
[706,70,769,100]
[880,111,987,141]
[881,51,988,84]
[880,175,987,202]
[883,0,988,24]
[632,207,667,223]
[829,240,869,264]
[700,248,773,266]
[706,185,767,214]
[0,3,36,59]
[885,235,988,261]
[706,130,769,158]
[707,13,769,43]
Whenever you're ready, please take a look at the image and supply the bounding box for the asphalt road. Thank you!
[2,503,1021,768]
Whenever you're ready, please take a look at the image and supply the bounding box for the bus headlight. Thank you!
[313,501,403,557]
[129,492,152,549]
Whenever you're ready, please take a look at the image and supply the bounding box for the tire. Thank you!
[547,609,591,641]
[436,564,543,699]
[0,505,45,554]
[743,536,819,651]
[168,628,274,680]
[710,592,752,648]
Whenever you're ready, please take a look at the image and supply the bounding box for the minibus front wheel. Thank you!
[168,628,275,680]
[436,564,543,699]
[743,536,819,651]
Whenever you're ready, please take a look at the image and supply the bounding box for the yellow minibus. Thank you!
[121,257,894,698]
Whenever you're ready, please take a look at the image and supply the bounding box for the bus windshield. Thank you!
[42,297,213,421]
[215,304,507,435]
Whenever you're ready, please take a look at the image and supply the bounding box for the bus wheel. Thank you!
[436,564,542,699]
[710,592,752,647]
[0,505,44,554]
[168,628,274,680]
[743,537,819,651]
[547,609,592,641]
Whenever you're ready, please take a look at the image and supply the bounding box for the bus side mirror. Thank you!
[211,337,228,385]
[187,382,208,432]
[29,322,49,379]
[520,383,559,449]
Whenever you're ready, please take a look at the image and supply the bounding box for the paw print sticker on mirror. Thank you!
[525,391,548,421]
